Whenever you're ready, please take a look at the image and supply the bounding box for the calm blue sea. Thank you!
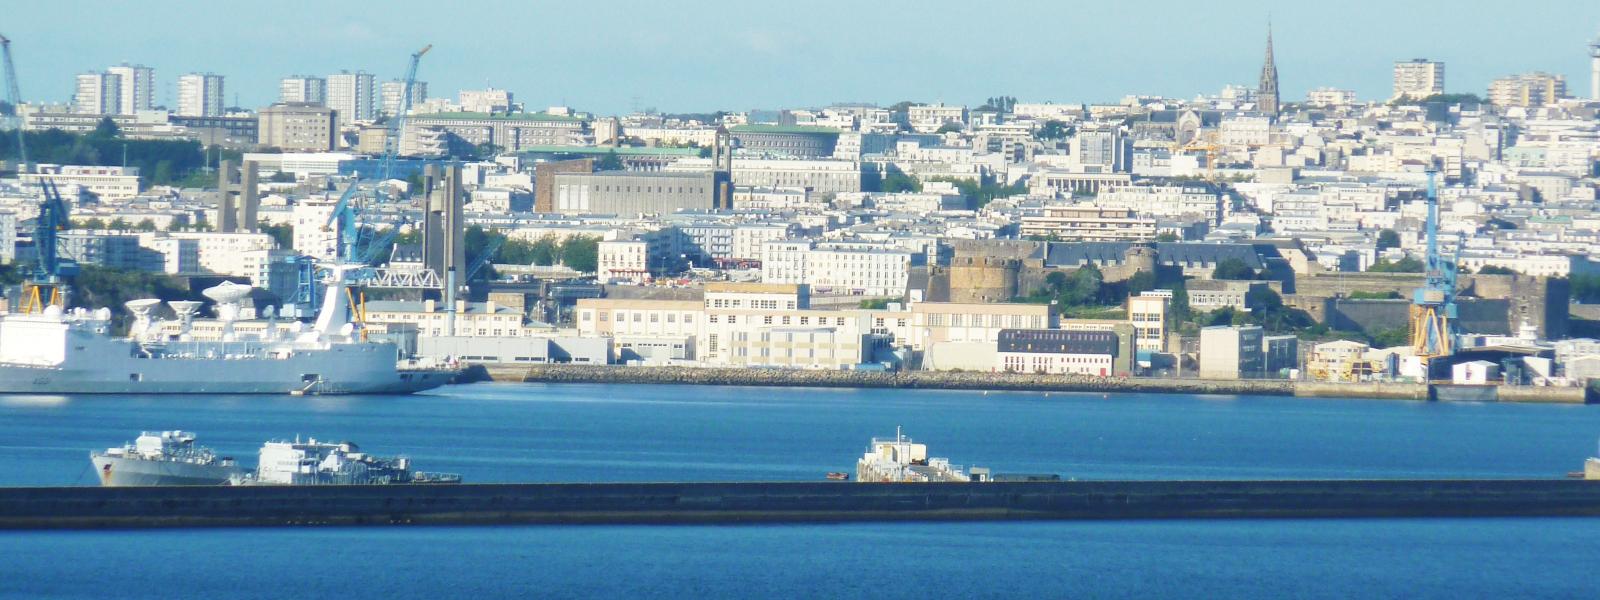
[4,383,1600,598]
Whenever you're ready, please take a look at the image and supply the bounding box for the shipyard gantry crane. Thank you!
[1410,168,1459,375]
[20,180,79,313]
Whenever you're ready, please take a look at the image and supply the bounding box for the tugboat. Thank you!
[90,431,245,486]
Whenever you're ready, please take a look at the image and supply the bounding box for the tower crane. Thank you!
[2,33,29,172]
[378,44,430,188]
[1410,168,1459,376]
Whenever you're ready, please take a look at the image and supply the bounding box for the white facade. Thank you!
[279,76,327,105]
[380,80,427,118]
[1127,294,1167,353]
[176,73,225,117]
[0,211,17,263]
[761,240,910,296]
[598,239,649,282]
[167,232,276,276]
[732,224,792,261]
[292,199,338,259]
[21,165,140,200]
[326,71,376,126]
[1393,59,1445,100]
[105,64,154,114]
[73,72,120,115]
[459,88,514,114]
[1306,88,1357,107]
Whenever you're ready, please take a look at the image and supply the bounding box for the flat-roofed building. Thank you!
[1127,293,1168,353]
[996,328,1120,376]
[550,171,718,215]
[1020,205,1157,241]
[908,302,1055,351]
[259,102,336,152]
[575,298,703,338]
[21,165,141,200]
[1199,325,1265,379]
[403,112,588,156]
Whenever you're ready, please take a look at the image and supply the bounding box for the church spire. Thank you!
[1258,21,1281,117]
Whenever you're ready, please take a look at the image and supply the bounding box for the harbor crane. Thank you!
[20,180,79,313]
[378,44,430,188]
[1410,168,1459,375]
[1,33,26,172]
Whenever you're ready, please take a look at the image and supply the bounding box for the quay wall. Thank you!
[481,365,1297,396]
[4,480,1600,529]
[475,365,1592,403]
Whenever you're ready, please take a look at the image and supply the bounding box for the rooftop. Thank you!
[730,124,845,135]
[517,145,702,157]
[413,111,585,123]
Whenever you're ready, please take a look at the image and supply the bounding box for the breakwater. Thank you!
[4,479,1600,529]
[477,365,1592,403]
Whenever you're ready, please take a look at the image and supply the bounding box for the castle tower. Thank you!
[1258,23,1281,117]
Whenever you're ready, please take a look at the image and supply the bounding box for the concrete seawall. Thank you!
[475,365,1591,403]
[4,480,1599,529]
[480,365,1298,396]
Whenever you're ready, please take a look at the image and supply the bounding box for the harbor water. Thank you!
[4,382,1600,598]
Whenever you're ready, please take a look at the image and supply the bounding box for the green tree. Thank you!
[935,122,963,134]
[859,298,891,309]
[1476,265,1516,275]
[261,223,294,249]
[269,171,297,183]
[135,219,157,232]
[107,218,130,231]
[69,265,195,324]
[1376,229,1401,251]
[80,217,107,230]
[91,117,121,139]
[166,215,190,231]
[1037,120,1072,141]
[560,235,600,273]
[596,149,624,171]
[1369,257,1424,273]
[1155,232,1180,242]
[1044,271,1069,294]
[1213,258,1256,280]
[1059,265,1103,306]
[528,236,560,266]
[881,171,921,193]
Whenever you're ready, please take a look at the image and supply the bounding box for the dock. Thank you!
[3,479,1600,529]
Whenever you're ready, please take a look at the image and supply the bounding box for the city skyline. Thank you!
[6,0,1600,114]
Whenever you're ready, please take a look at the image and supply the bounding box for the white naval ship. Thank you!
[90,431,461,486]
[232,437,462,485]
[0,267,454,395]
[855,428,990,483]
[91,430,245,486]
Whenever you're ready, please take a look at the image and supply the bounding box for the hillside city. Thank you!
[3,28,1600,388]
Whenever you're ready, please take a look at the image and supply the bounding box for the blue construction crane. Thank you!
[2,33,30,172]
[378,44,430,188]
[463,236,504,282]
[1410,168,1458,371]
[21,180,79,313]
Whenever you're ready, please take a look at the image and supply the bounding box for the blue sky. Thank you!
[6,0,1599,114]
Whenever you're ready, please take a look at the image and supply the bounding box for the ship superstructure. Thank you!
[91,430,244,486]
[855,428,990,483]
[236,437,461,485]
[0,267,452,395]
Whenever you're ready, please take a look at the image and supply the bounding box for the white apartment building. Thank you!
[73,72,120,115]
[380,80,427,118]
[598,239,649,282]
[365,299,530,337]
[1306,88,1357,107]
[1019,205,1157,241]
[327,70,376,127]
[1097,183,1227,224]
[1127,294,1167,353]
[1199,325,1265,379]
[907,302,1055,351]
[106,64,154,114]
[291,198,338,259]
[1393,59,1445,100]
[761,240,910,296]
[21,165,140,200]
[907,103,967,133]
[176,73,225,117]
[136,236,199,274]
[576,298,702,338]
[167,232,276,276]
[459,88,514,113]
[732,224,793,262]
[1487,72,1567,108]
[280,76,327,105]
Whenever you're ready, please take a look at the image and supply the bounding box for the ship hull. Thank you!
[91,455,243,487]
[0,363,454,395]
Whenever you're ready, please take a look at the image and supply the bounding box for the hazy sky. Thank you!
[6,0,1599,114]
